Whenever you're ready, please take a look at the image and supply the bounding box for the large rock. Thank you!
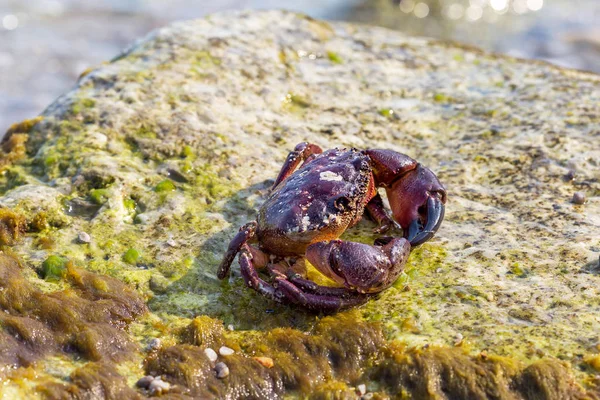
[0,9,599,399]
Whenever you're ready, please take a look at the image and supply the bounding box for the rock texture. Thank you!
[0,9,599,399]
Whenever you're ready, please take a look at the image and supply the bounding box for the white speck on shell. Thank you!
[219,346,235,356]
[319,171,343,181]
[300,215,311,231]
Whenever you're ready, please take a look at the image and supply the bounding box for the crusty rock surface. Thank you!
[0,9,598,399]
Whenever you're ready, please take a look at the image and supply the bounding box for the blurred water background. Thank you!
[0,0,598,134]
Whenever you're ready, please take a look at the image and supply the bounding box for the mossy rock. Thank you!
[0,10,599,399]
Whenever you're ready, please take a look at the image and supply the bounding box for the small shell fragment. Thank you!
[215,362,230,378]
[147,338,161,351]
[148,378,171,395]
[219,346,235,356]
[205,347,218,362]
[78,232,91,244]
[357,384,366,396]
[253,356,274,368]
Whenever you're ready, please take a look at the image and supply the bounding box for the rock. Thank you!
[147,338,161,351]
[136,375,154,389]
[572,191,586,205]
[219,346,234,356]
[253,356,274,368]
[148,377,171,395]
[0,9,599,399]
[215,362,230,379]
[77,231,91,243]
[204,347,218,362]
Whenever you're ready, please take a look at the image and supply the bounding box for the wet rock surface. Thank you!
[0,9,599,399]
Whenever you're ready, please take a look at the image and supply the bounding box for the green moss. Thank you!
[134,125,157,139]
[182,145,194,158]
[509,263,531,278]
[89,188,109,205]
[123,198,136,212]
[194,166,233,200]
[44,155,58,167]
[327,51,343,64]
[433,93,449,103]
[122,248,140,265]
[41,255,68,281]
[283,93,311,112]
[155,179,176,193]
[71,98,96,115]
[378,108,394,118]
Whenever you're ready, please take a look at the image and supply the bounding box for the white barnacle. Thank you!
[300,215,311,231]
[319,171,343,181]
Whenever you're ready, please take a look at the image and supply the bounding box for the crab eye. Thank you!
[333,196,351,212]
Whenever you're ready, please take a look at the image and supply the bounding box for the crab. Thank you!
[218,142,447,312]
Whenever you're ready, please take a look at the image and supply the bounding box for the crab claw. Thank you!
[306,238,410,294]
[385,164,446,246]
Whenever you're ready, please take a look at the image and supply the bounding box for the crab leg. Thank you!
[287,274,368,298]
[275,279,370,312]
[272,142,323,189]
[365,193,396,234]
[238,245,286,303]
[217,221,257,279]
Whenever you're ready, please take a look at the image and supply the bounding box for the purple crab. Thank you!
[218,143,446,312]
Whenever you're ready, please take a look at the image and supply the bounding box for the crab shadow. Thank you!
[148,179,375,332]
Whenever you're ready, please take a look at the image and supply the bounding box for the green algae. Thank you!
[327,51,343,64]
[122,248,140,265]
[41,255,68,281]
[378,108,394,118]
[89,188,110,205]
[155,179,176,193]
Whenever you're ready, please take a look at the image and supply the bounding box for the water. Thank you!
[343,0,600,72]
[0,0,598,134]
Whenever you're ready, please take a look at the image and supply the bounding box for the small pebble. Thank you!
[227,324,234,331]
[77,231,91,244]
[357,384,366,396]
[572,192,586,205]
[215,362,230,379]
[219,346,235,356]
[147,338,161,351]
[253,356,274,368]
[148,378,171,395]
[136,375,154,389]
[166,238,177,247]
[204,347,218,362]
[454,333,464,346]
